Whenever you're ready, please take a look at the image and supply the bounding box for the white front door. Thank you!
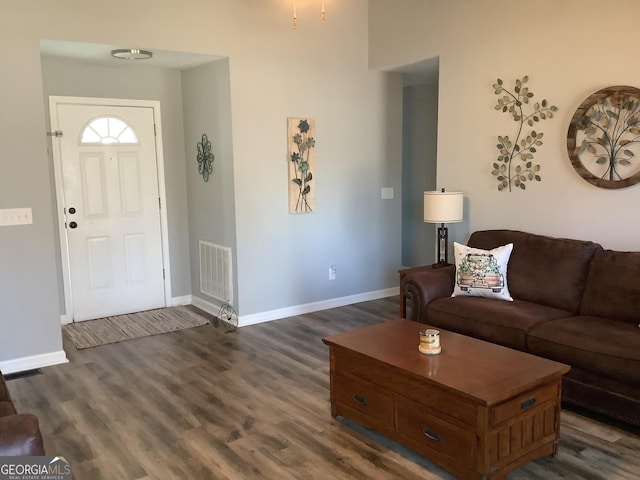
[51,100,167,321]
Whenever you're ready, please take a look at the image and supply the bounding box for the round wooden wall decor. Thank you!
[567,85,640,189]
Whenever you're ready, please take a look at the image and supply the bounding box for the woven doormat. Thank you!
[63,306,209,349]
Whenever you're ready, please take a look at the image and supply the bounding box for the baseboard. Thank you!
[58,289,397,331]
[170,295,192,306]
[238,287,399,327]
[60,313,71,325]
[190,296,224,317]
[0,350,68,375]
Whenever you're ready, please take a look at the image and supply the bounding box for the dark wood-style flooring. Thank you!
[6,297,640,479]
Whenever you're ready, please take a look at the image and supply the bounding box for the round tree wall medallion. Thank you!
[567,85,640,189]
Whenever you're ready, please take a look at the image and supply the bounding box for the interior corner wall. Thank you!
[40,56,192,302]
[224,0,403,317]
[181,59,238,310]
[370,0,640,251]
[402,81,438,267]
[0,31,64,368]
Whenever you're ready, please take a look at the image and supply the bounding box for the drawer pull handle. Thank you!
[422,427,442,443]
[352,394,367,406]
[521,397,537,410]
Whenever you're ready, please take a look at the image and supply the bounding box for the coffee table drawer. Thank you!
[396,398,476,465]
[333,373,394,429]
[491,383,558,427]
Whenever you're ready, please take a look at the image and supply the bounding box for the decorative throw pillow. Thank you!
[452,242,514,301]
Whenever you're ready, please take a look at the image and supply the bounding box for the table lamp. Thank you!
[423,188,464,266]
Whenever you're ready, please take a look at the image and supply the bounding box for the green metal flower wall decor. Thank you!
[288,118,316,213]
[492,76,558,191]
[197,133,214,182]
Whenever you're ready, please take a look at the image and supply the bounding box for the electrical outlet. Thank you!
[329,264,336,281]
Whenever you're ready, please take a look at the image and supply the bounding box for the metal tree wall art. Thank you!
[492,76,558,191]
[288,118,316,213]
[567,86,640,189]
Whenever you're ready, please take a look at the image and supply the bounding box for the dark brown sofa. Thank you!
[0,371,45,456]
[401,229,640,427]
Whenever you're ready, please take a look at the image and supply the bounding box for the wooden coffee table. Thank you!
[322,319,570,479]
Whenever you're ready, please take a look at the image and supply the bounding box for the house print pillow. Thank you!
[452,242,514,301]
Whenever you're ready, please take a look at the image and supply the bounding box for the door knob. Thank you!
[69,221,78,229]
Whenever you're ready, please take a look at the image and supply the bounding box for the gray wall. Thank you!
[370,0,640,252]
[0,37,64,367]
[181,59,238,310]
[40,56,192,304]
[0,0,401,370]
[402,80,439,267]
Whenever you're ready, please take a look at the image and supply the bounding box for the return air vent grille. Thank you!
[199,241,233,304]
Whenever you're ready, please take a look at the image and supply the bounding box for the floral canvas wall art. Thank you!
[288,118,316,213]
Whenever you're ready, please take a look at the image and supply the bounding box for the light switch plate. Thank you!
[381,187,394,200]
[0,208,33,226]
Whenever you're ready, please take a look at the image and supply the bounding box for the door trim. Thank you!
[49,96,172,324]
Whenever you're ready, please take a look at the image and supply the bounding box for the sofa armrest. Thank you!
[0,414,45,456]
[401,265,455,323]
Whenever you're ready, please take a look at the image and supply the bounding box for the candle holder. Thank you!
[419,329,441,355]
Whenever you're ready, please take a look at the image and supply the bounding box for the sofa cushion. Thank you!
[579,250,640,326]
[0,414,45,456]
[452,242,513,301]
[468,230,602,313]
[427,296,573,350]
[527,315,640,385]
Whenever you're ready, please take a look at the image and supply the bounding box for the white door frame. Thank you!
[49,96,172,324]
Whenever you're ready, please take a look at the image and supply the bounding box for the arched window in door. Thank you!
[80,116,139,144]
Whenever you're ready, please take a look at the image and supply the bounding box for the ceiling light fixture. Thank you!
[292,0,326,28]
[111,48,153,60]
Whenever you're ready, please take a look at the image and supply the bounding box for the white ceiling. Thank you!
[40,39,222,70]
[40,39,435,84]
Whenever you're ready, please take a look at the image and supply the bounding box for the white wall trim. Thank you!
[0,351,68,375]
[170,295,192,306]
[60,313,72,325]
[190,288,398,326]
[237,288,399,327]
[190,295,224,317]
[61,289,397,330]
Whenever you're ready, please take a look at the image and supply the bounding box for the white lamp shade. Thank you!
[423,191,464,223]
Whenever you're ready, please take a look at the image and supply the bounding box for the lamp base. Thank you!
[434,224,450,266]
[432,260,451,269]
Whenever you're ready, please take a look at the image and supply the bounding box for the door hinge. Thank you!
[158,197,161,209]
[47,130,63,138]
[162,268,165,279]
[154,124,157,136]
